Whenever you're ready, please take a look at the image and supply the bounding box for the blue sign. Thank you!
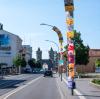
[59,60,64,65]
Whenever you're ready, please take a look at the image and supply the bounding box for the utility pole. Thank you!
[64,0,76,95]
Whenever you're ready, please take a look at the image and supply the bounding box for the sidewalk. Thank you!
[56,74,79,99]
[62,73,100,99]
[0,75,3,79]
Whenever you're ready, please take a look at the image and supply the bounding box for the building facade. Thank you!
[0,23,22,67]
[48,47,59,67]
[48,47,54,66]
[22,45,32,62]
[76,49,100,73]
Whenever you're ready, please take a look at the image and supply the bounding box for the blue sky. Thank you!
[0,0,100,59]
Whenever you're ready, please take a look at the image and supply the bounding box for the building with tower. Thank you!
[36,47,58,70]
[48,47,54,66]
[36,48,42,61]
[48,47,59,68]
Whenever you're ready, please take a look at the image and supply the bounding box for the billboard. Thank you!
[0,34,11,55]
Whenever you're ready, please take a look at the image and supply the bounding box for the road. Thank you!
[1,73,100,99]
[0,74,41,96]
[0,73,79,99]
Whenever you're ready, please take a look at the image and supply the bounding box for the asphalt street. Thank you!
[1,73,100,99]
[0,74,41,96]
[0,73,79,99]
[1,74,62,99]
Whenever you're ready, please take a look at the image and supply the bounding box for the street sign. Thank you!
[59,60,64,65]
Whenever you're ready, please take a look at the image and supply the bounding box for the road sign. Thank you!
[59,60,64,65]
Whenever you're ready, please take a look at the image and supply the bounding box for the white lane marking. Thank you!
[56,78,64,99]
[0,74,34,87]
[62,78,86,99]
[0,76,42,99]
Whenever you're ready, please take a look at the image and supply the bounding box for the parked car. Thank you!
[44,70,53,77]
[24,68,32,73]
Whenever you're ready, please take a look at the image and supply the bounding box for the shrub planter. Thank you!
[90,79,100,89]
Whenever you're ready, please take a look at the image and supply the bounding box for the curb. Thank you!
[90,80,100,89]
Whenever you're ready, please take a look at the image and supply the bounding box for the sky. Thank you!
[0,0,100,59]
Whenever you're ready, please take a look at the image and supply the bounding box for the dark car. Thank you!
[44,70,53,77]
[24,68,32,73]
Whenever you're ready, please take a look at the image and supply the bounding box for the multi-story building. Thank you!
[22,45,32,62]
[0,23,22,67]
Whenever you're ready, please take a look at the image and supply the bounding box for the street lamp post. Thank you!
[45,40,60,74]
[40,23,63,81]
[45,40,59,53]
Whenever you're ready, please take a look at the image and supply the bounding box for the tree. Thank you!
[13,55,22,74]
[28,58,36,70]
[95,59,100,67]
[13,55,22,67]
[13,55,27,73]
[20,58,27,67]
[36,60,42,68]
[64,30,90,65]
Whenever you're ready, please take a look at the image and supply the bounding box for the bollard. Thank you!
[67,76,76,96]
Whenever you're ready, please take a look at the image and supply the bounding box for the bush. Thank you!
[92,79,100,85]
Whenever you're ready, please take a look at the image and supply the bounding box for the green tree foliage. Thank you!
[64,30,90,65]
[13,56,27,67]
[28,58,36,69]
[36,60,42,68]
[13,55,22,67]
[20,58,27,67]
[95,59,100,67]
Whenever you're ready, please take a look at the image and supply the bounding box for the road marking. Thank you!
[0,74,34,88]
[56,78,64,99]
[0,76,42,99]
[62,78,86,99]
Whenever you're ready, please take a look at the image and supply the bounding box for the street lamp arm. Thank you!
[45,40,59,52]
[40,23,63,44]
[40,23,60,32]
[40,23,54,28]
